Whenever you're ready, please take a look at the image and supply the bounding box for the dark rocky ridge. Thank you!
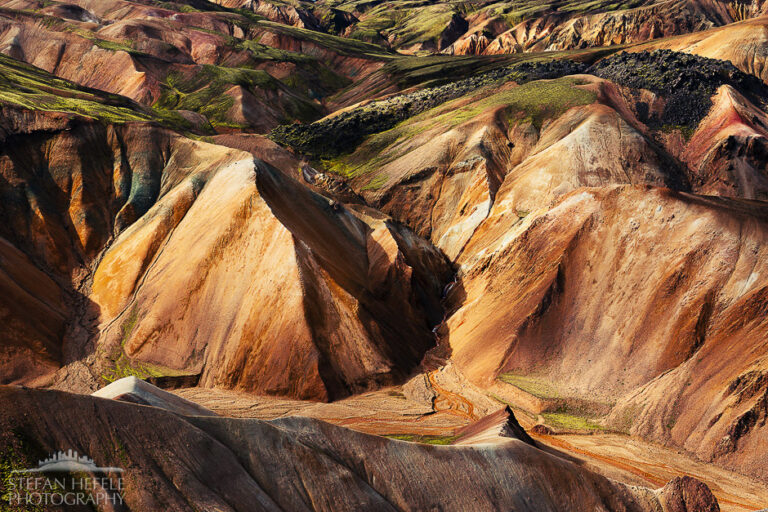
[590,49,768,130]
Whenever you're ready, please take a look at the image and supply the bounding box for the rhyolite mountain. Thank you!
[1,0,768,510]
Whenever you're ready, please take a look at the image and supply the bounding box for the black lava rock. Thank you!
[589,50,768,130]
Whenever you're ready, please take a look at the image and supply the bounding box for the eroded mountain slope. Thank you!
[278,50,768,482]
[307,52,768,262]
[0,385,718,512]
[444,185,768,481]
[312,0,768,55]
[89,150,449,400]
[0,52,449,401]
[0,0,392,131]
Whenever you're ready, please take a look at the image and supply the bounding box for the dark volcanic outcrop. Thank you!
[590,50,768,129]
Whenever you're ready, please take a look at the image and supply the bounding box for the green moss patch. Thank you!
[498,373,563,400]
[154,63,323,127]
[542,411,605,431]
[254,20,394,60]
[383,434,459,445]
[0,53,153,123]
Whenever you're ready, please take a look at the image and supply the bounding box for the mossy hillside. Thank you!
[226,38,352,99]
[67,28,150,57]
[350,2,456,48]
[226,37,316,64]
[383,434,459,445]
[339,75,596,189]
[478,0,646,26]
[407,75,596,131]
[0,49,206,133]
[271,59,589,158]
[321,0,651,49]
[154,64,322,127]
[154,1,204,13]
[145,28,353,116]
[334,1,461,49]
[0,5,70,33]
[372,44,615,91]
[0,52,157,123]
[383,54,521,88]
[0,9,349,130]
[245,19,394,60]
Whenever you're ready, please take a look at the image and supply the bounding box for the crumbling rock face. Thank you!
[271,59,588,158]
[683,85,768,200]
[657,476,720,512]
[0,1,386,132]
[0,109,180,384]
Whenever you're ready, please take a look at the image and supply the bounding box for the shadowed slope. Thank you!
[0,52,450,400]
[0,385,716,511]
